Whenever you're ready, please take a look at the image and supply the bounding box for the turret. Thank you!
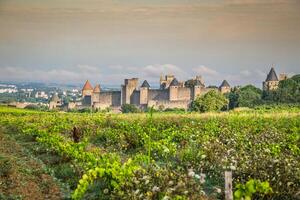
[193,80,204,99]
[160,74,175,89]
[82,80,93,106]
[263,67,279,91]
[82,80,93,97]
[121,78,139,105]
[219,80,231,94]
[140,80,150,105]
[92,84,101,103]
[169,78,179,101]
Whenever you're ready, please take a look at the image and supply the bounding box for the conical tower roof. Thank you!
[170,78,179,86]
[141,80,150,88]
[93,84,101,93]
[265,67,279,81]
[195,79,204,87]
[220,80,230,88]
[82,80,93,91]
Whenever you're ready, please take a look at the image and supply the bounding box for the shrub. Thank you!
[191,90,228,112]
[121,104,140,113]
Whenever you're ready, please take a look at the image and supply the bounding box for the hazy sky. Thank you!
[0,0,299,87]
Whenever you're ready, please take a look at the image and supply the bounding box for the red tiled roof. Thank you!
[93,84,101,93]
[82,80,93,91]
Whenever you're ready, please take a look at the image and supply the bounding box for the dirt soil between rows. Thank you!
[0,130,62,200]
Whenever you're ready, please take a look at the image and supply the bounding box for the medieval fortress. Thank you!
[49,67,286,111]
[78,74,230,110]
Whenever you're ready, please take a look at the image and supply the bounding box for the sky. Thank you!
[0,0,300,87]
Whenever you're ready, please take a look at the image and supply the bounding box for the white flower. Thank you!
[200,173,206,184]
[103,188,109,194]
[188,171,195,177]
[134,189,140,194]
[163,147,170,153]
[194,174,200,179]
[168,181,174,186]
[152,186,160,192]
[230,165,236,170]
[145,180,150,185]
[215,187,221,193]
[162,196,170,200]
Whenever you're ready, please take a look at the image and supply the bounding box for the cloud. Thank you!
[141,64,185,77]
[192,65,218,76]
[0,65,101,83]
[226,0,293,5]
[0,64,270,88]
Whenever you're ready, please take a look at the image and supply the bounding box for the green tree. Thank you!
[227,87,239,109]
[228,85,262,109]
[238,85,262,107]
[275,79,300,103]
[291,74,300,83]
[191,90,228,112]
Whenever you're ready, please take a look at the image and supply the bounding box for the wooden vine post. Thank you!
[225,171,233,200]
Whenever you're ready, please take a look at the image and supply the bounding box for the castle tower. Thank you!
[193,80,204,99]
[169,78,179,101]
[195,75,204,85]
[160,74,175,89]
[140,80,150,105]
[263,67,279,91]
[219,80,231,94]
[92,84,101,104]
[121,78,139,104]
[82,80,93,106]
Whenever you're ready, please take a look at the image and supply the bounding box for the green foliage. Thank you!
[262,75,300,104]
[121,104,140,113]
[291,74,300,83]
[164,108,186,113]
[234,179,272,200]
[228,87,239,109]
[77,108,93,113]
[228,85,262,109]
[238,85,262,107]
[191,90,228,112]
[0,106,299,199]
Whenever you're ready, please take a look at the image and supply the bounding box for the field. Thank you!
[0,106,299,200]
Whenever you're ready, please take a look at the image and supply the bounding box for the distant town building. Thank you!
[0,88,18,93]
[35,91,48,99]
[49,93,62,109]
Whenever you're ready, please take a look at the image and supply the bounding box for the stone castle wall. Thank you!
[81,76,230,111]
[93,91,121,109]
[148,100,190,110]
[130,90,140,105]
[148,89,169,101]
[177,87,191,101]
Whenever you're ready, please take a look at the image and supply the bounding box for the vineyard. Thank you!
[0,106,299,200]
